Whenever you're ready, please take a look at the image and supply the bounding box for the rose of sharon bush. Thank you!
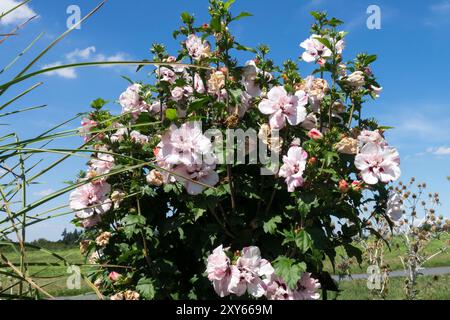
[69,1,401,300]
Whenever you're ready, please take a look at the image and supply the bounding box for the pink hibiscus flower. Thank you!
[263,276,294,300]
[258,86,307,130]
[358,129,384,145]
[206,245,234,297]
[292,273,321,300]
[69,182,112,220]
[174,163,219,195]
[90,150,115,175]
[307,128,323,140]
[185,34,211,60]
[228,246,275,298]
[158,122,214,167]
[119,84,149,119]
[354,142,401,185]
[278,145,308,192]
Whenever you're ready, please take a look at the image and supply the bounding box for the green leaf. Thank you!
[327,17,343,27]
[295,230,312,253]
[90,98,108,110]
[273,256,306,290]
[263,216,282,234]
[210,17,221,32]
[344,244,363,264]
[297,200,311,219]
[224,0,236,10]
[136,277,155,300]
[181,12,193,25]
[234,43,257,53]
[233,12,253,21]
[136,59,150,72]
[378,125,394,130]
[323,151,339,167]
[192,207,206,221]
[122,214,146,238]
[310,11,323,21]
[121,75,134,84]
[365,54,377,65]
[165,108,178,121]
[188,97,210,112]
[316,37,332,50]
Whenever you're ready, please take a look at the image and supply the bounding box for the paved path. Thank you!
[332,266,450,281]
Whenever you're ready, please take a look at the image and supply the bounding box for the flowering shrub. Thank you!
[70,1,402,300]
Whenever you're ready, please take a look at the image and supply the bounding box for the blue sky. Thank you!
[1,0,449,241]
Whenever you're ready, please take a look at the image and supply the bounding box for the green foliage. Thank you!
[90,98,108,110]
[263,216,282,235]
[136,277,156,299]
[273,256,307,290]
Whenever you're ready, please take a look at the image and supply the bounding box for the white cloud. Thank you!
[66,46,97,61]
[43,47,132,79]
[430,146,450,155]
[96,53,130,68]
[430,1,450,13]
[425,1,450,26]
[386,110,450,144]
[33,188,55,197]
[0,0,37,26]
[42,62,77,79]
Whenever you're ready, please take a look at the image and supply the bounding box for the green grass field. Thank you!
[1,233,449,299]
[325,233,450,275]
[333,274,450,300]
[0,247,94,298]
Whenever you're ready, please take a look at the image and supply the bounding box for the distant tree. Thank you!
[60,229,81,245]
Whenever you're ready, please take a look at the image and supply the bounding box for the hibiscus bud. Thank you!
[153,147,160,157]
[339,180,349,193]
[79,240,90,255]
[308,157,317,165]
[93,278,102,289]
[332,101,346,113]
[108,271,121,282]
[164,56,176,63]
[86,170,98,180]
[146,170,164,187]
[301,113,318,130]
[335,137,358,155]
[202,23,209,29]
[346,71,365,88]
[123,290,140,300]
[338,63,347,76]
[110,292,124,300]
[307,128,323,141]
[351,180,363,192]
[364,66,373,76]
[317,57,326,66]
[96,231,112,247]
[219,67,229,76]
[282,73,288,81]
[111,190,126,209]
[225,114,239,128]
[207,71,226,94]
